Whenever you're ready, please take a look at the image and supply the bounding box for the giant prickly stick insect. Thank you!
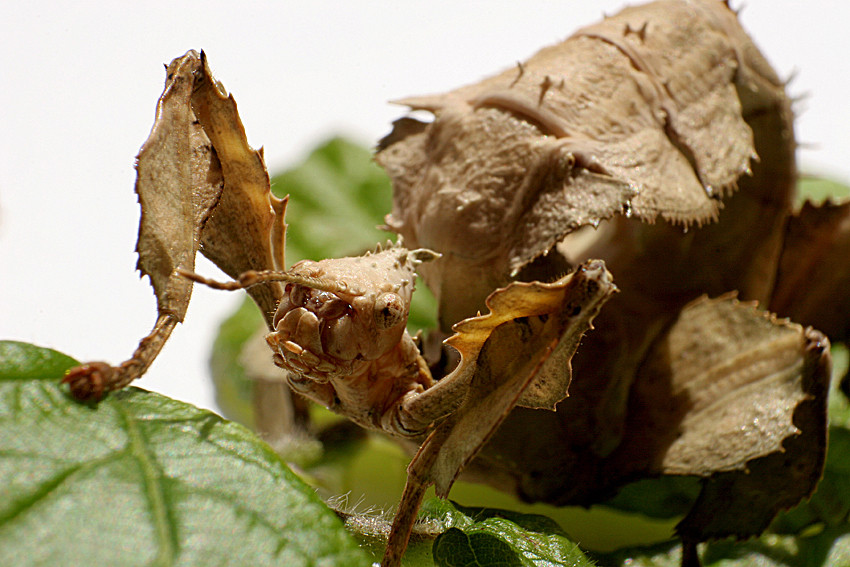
[64,1,848,565]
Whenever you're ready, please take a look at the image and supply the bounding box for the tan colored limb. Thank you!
[64,313,178,400]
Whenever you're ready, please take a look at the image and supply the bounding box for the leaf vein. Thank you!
[0,451,127,526]
[115,403,179,567]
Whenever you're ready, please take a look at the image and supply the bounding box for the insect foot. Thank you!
[63,313,179,401]
[62,362,114,401]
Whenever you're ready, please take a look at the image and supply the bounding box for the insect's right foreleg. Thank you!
[393,364,471,435]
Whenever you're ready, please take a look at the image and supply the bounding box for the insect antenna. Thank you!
[178,268,348,294]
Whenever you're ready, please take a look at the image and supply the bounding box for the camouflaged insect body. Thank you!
[377,0,785,329]
[375,0,833,555]
[267,244,440,435]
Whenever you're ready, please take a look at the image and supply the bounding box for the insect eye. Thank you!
[374,292,405,329]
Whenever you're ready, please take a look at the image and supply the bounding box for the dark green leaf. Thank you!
[601,477,700,520]
[434,528,524,567]
[0,341,370,567]
[427,500,594,567]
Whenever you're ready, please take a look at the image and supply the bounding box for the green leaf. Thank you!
[209,296,265,427]
[269,136,436,331]
[434,529,524,566]
[0,340,371,567]
[0,340,78,381]
[272,136,395,263]
[827,345,850,427]
[797,175,850,203]
[425,500,595,567]
[601,476,701,520]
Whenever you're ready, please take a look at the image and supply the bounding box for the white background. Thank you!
[3,1,849,415]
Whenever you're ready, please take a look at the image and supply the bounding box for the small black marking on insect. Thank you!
[510,61,525,87]
[538,75,554,105]
[624,21,648,41]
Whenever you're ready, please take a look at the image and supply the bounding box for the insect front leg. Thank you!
[392,358,471,434]
[373,331,472,437]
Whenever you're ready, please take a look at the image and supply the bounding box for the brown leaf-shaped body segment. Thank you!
[462,296,829,539]
[421,260,617,498]
[66,51,224,400]
[188,52,296,437]
[65,51,289,404]
[136,50,221,322]
[771,199,850,343]
[377,0,788,329]
[661,304,830,541]
[633,296,822,477]
[383,260,616,567]
[191,52,287,325]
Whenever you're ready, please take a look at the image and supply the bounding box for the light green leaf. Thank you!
[0,340,371,567]
[273,136,395,263]
[0,339,77,381]
[269,136,436,330]
[209,296,265,428]
[797,175,850,203]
